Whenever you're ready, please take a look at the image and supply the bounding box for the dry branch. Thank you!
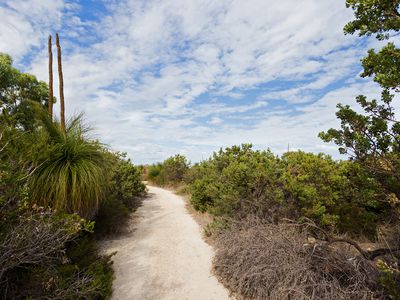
[0,209,82,281]
[213,217,383,300]
[297,218,400,261]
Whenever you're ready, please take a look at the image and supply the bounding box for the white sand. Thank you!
[101,185,230,300]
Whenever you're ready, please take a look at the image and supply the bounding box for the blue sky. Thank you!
[0,0,390,164]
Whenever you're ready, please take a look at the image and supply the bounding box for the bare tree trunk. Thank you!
[56,33,65,133]
[48,35,53,119]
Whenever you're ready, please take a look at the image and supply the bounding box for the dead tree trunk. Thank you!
[56,33,65,133]
[48,35,53,119]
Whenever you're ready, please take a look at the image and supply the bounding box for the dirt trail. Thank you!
[101,185,230,300]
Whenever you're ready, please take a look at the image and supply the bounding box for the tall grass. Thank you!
[29,105,109,219]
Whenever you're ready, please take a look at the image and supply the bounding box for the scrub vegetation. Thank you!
[146,1,400,298]
[0,34,145,299]
[2,0,400,299]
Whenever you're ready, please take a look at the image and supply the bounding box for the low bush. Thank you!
[147,163,162,182]
[281,152,386,237]
[95,152,146,236]
[187,145,387,237]
[189,144,284,217]
[146,154,189,186]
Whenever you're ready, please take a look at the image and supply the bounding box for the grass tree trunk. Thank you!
[56,33,65,133]
[48,35,53,119]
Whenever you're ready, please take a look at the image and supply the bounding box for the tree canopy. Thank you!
[320,0,400,205]
[0,53,50,131]
[344,0,400,39]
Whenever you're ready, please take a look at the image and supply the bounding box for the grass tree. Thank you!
[29,106,109,219]
[27,34,109,219]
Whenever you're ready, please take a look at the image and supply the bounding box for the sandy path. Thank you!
[101,185,230,300]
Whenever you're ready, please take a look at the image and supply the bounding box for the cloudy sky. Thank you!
[0,0,388,163]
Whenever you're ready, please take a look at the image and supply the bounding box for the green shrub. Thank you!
[190,175,219,212]
[147,154,189,186]
[106,152,146,207]
[281,152,345,226]
[95,152,146,236]
[160,154,189,183]
[281,152,386,237]
[189,144,284,217]
[187,145,385,237]
[147,163,163,183]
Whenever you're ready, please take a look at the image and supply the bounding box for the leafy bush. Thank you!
[281,152,386,237]
[95,152,146,236]
[147,163,162,182]
[161,154,189,183]
[187,145,386,237]
[281,152,345,226]
[189,144,283,217]
[147,154,189,186]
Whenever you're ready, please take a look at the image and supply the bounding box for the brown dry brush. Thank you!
[0,210,79,281]
[213,217,390,300]
[0,209,98,299]
[11,268,100,300]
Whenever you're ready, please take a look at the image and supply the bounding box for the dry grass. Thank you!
[213,218,383,300]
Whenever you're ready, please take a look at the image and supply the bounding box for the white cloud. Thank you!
[0,0,65,60]
[2,0,390,163]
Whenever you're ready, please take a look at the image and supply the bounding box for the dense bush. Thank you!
[281,152,387,237]
[95,152,146,236]
[147,163,162,182]
[0,54,146,299]
[189,145,283,217]
[147,154,189,186]
[187,145,386,237]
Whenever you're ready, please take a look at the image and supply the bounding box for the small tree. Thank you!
[319,0,400,206]
[160,154,189,183]
[0,53,49,131]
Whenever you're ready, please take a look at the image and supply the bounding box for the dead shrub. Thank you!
[0,208,85,281]
[213,218,384,300]
[0,208,113,299]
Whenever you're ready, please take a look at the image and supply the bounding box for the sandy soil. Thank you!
[100,185,230,300]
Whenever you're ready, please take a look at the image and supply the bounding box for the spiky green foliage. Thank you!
[29,105,109,219]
